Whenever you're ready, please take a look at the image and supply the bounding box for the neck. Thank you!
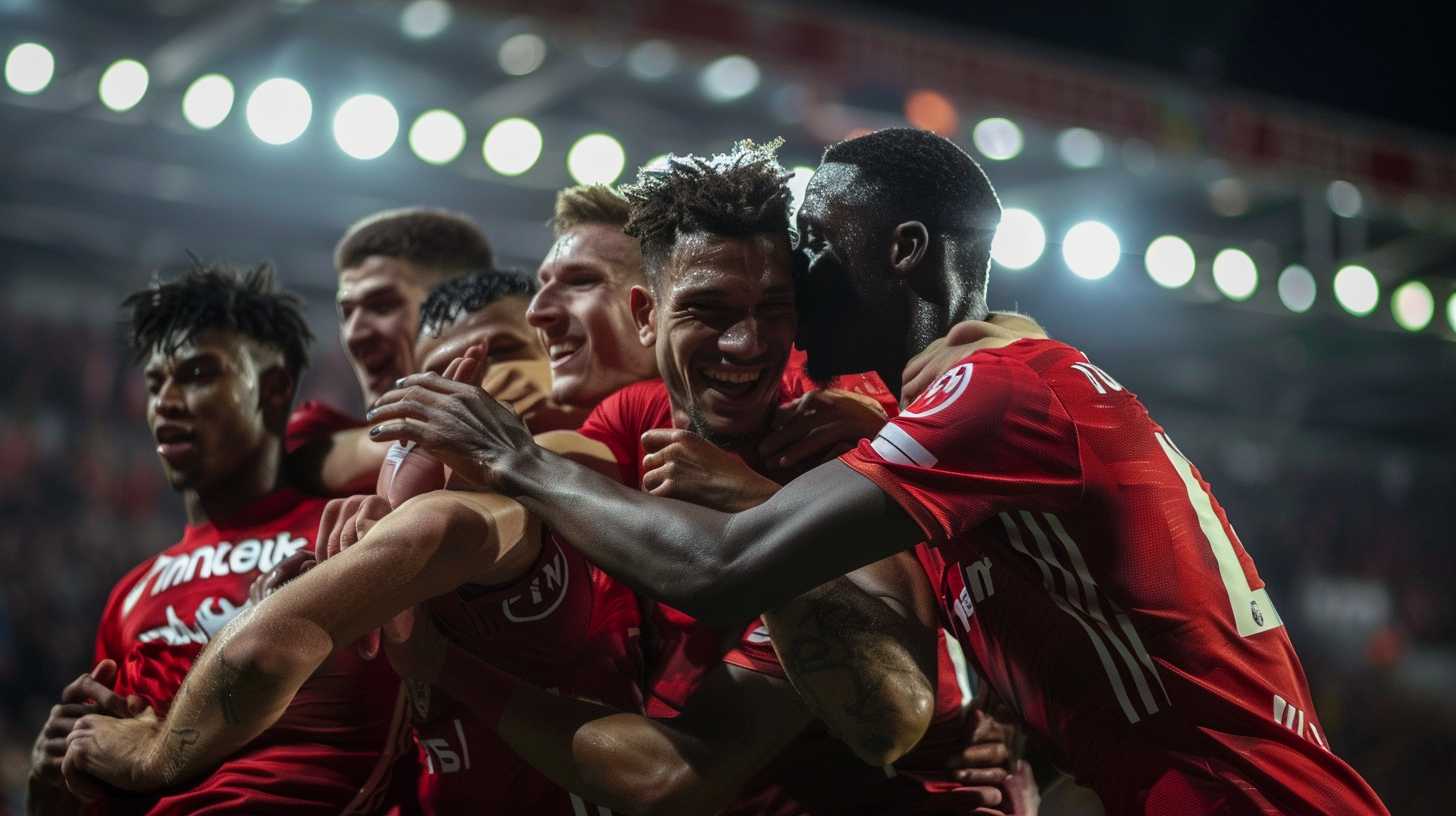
[182,443,283,527]
[880,261,987,397]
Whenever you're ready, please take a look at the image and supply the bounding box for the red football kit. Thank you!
[579,375,981,814]
[92,488,407,815]
[842,339,1388,815]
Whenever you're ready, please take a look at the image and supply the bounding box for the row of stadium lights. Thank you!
[7,39,1453,336]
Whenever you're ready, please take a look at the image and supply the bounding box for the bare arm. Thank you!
[61,489,533,792]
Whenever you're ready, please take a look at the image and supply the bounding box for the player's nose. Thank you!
[718,315,769,360]
[526,289,564,332]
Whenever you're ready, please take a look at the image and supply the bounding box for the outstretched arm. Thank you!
[61,488,533,793]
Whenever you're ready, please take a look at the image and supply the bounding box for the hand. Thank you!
[901,313,1048,407]
[314,493,396,659]
[1000,760,1041,816]
[366,373,536,491]
[381,605,445,685]
[480,358,583,433]
[62,706,166,798]
[30,660,146,789]
[248,549,316,605]
[757,388,888,473]
[640,429,781,512]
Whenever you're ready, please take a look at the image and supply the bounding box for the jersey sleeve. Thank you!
[839,354,1082,547]
[575,381,669,487]
[286,400,362,453]
[721,618,786,679]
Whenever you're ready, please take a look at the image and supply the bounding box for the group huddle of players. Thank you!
[27,130,1389,815]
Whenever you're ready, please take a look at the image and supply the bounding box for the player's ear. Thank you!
[889,221,929,279]
[630,285,657,347]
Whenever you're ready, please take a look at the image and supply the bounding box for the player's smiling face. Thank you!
[528,225,657,408]
[415,295,542,376]
[338,256,431,405]
[796,162,905,385]
[143,329,273,494]
[645,231,796,449]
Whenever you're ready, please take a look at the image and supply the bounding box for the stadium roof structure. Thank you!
[2,0,1454,481]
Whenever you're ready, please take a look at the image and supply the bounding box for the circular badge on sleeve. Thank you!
[901,363,974,418]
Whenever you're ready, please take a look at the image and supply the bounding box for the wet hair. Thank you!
[123,261,312,380]
[550,184,632,236]
[621,138,792,286]
[418,268,538,338]
[820,127,1001,237]
[334,208,495,282]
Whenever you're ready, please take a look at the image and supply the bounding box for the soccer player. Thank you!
[364,129,1390,814]
[30,264,402,815]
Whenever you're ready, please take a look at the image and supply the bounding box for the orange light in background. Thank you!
[905,89,957,136]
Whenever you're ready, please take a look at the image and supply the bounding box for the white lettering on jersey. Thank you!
[900,362,974,418]
[136,596,245,645]
[503,542,570,622]
[1272,694,1327,750]
[952,557,995,630]
[121,532,307,617]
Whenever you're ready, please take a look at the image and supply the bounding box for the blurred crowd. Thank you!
[0,303,1451,814]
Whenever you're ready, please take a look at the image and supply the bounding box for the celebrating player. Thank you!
[30,264,402,815]
[365,129,1389,814]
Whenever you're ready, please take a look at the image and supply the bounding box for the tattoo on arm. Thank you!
[215,654,245,726]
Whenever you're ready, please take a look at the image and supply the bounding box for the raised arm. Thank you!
[61,488,534,793]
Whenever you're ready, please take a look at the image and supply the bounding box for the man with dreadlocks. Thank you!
[33,264,402,815]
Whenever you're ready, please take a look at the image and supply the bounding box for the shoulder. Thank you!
[579,379,670,443]
[286,400,362,451]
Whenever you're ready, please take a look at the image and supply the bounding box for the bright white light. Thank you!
[1448,292,1456,334]
[245,77,312,145]
[333,94,399,160]
[1327,180,1363,218]
[643,153,672,171]
[98,59,148,112]
[1056,127,1104,168]
[972,117,1023,161]
[1062,221,1120,280]
[5,42,54,94]
[1144,235,1195,288]
[567,133,626,185]
[181,74,234,130]
[1277,265,1316,313]
[991,208,1046,270]
[1333,265,1379,317]
[408,109,466,165]
[700,55,759,102]
[1211,249,1258,301]
[787,165,814,215]
[499,33,547,76]
[627,40,677,81]
[400,0,452,40]
[1391,281,1434,332]
[482,117,542,175]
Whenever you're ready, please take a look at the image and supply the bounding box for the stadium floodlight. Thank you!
[408,109,466,165]
[1333,264,1379,317]
[400,0,451,40]
[333,94,399,160]
[1062,220,1119,280]
[567,133,626,185]
[972,117,1022,161]
[482,117,542,175]
[1391,281,1434,332]
[499,33,547,76]
[1277,265,1317,313]
[1211,249,1258,301]
[1143,235,1195,288]
[990,208,1046,271]
[246,78,311,145]
[98,58,148,112]
[787,165,814,215]
[1056,128,1104,169]
[1448,292,1456,334]
[643,153,671,171]
[5,42,54,94]
[1326,180,1363,219]
[181,74,234,130]
[700,55,759,102]
[627,40,677,81]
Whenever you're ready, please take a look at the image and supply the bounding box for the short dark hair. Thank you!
[123,261,312,380]
[419,268,538,338]
[621,139,792,284]
[334,208,495,280]
[821,127,1001,237]
[550,184,632,237]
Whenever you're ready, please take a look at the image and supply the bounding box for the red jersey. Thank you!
[92,489,406,815]
[286,399,364,453]
[413,527,644,815]
[842,339,1387,815]
[580,377,978,814]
